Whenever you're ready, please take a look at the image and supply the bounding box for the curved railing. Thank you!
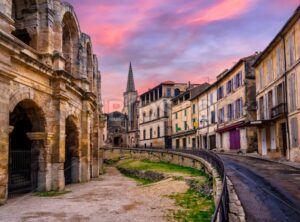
[102,147,229,222]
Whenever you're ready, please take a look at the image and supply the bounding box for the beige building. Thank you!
[0,1,103,204]
[215,55,258,152]
[195,83,218,150]
[171,84,209,149]
[253,6,300,162]
[139,81,187,148]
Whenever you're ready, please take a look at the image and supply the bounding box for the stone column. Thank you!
[0,1,14,34]
[0,74,14,205]
[51,98,67,191]
[81,101,91,182]
[26,132,52,192]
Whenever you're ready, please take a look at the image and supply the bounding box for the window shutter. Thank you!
[239,72,242,87]
[291,117,299,148]
[240,98,243,117]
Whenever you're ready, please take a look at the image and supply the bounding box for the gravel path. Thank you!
[0,167,188,222]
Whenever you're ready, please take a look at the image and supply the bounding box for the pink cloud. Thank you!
[191,0,256,24]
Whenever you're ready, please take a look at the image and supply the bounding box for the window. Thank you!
[175,123,180,132]
[227,80,232,94]
[235,98,243,118]
[234,72,242,89]
[150,128,153,139]
[143,130,146,140]
[218,108,224,123]
[166,88,172,97]
[227,104,234,121]
[259,66,264,89]
[267,58,273,83]
[192,118,196,129]
[143,112,146,122]
[192,104,196,114]
[211,111,215,124]
[182,138,187,148]
[217,86,224,100]
[287,32,295,67]
[291,117,299,148]
[175,112,178,119]
[289,73,296,112]
[157,126,160,137]
[149,110,152,120]
[184,109,187,116]
[184,121,188,130]
[174,88,180,96]
[276,47,283,77]
[210,93,213,105]
[157,107,160,118]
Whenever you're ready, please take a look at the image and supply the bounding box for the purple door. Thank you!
[230,130,240,150]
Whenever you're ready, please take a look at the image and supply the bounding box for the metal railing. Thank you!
[103,147,228,222]
[271,103,286,119]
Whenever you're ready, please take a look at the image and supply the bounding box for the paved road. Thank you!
[220,155,300,222]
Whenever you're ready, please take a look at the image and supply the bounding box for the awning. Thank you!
[216,121,245,133]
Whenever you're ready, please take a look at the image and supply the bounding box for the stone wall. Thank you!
[0,0,104,205]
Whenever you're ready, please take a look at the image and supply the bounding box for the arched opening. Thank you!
[11,0,38,48]
[62,12,80,75]
[9,99,45,196]
[65,116,79,185]
[86,43,93,91]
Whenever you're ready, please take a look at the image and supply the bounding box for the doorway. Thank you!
[261,128,267,155]
[8,100,45,196]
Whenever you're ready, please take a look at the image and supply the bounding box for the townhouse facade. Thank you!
[196,84,218,150]
[139,81,187,148]
[171,84,209,149]
[253,6,300,162]
[215,55,258,152]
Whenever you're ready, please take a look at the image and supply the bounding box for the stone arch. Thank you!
[64,115,80,184]
[62,7,81,76]
[11,0,39,49]
[8,99,47,195]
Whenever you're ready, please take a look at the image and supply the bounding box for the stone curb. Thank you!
[227,177,246,222]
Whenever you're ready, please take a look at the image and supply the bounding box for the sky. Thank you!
[66,0,299,113]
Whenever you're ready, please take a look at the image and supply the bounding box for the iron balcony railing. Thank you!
[103,147,228,222]
[271,103,286,119]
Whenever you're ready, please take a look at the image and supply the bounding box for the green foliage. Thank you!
[118,170,154,185]
[117,159,207,177]
[169,189,215,222]
[33,190,71,197]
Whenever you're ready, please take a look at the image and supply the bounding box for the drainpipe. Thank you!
[282,35,291,160]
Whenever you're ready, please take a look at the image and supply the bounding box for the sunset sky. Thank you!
[66,0,299,112]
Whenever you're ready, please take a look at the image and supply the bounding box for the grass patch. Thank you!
[34,190,71,197]
[117,159,207,177]
[104,157,120,165]
[120,171,154,185]
[169,189,215,222]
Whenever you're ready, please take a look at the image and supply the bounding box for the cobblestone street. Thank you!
[221,155,300,222]
[0,167,182,222]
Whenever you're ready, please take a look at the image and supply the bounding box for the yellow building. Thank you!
[215,55,258,152]
[253,6,300,162]
[171,84,209,149]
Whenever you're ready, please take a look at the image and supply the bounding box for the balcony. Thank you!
[271,103,286,119]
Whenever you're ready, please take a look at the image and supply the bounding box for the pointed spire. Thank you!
[126,62,136,92]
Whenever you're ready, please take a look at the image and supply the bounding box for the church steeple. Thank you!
[126,62,136,92]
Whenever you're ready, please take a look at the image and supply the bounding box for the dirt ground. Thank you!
[0,167,189,222]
